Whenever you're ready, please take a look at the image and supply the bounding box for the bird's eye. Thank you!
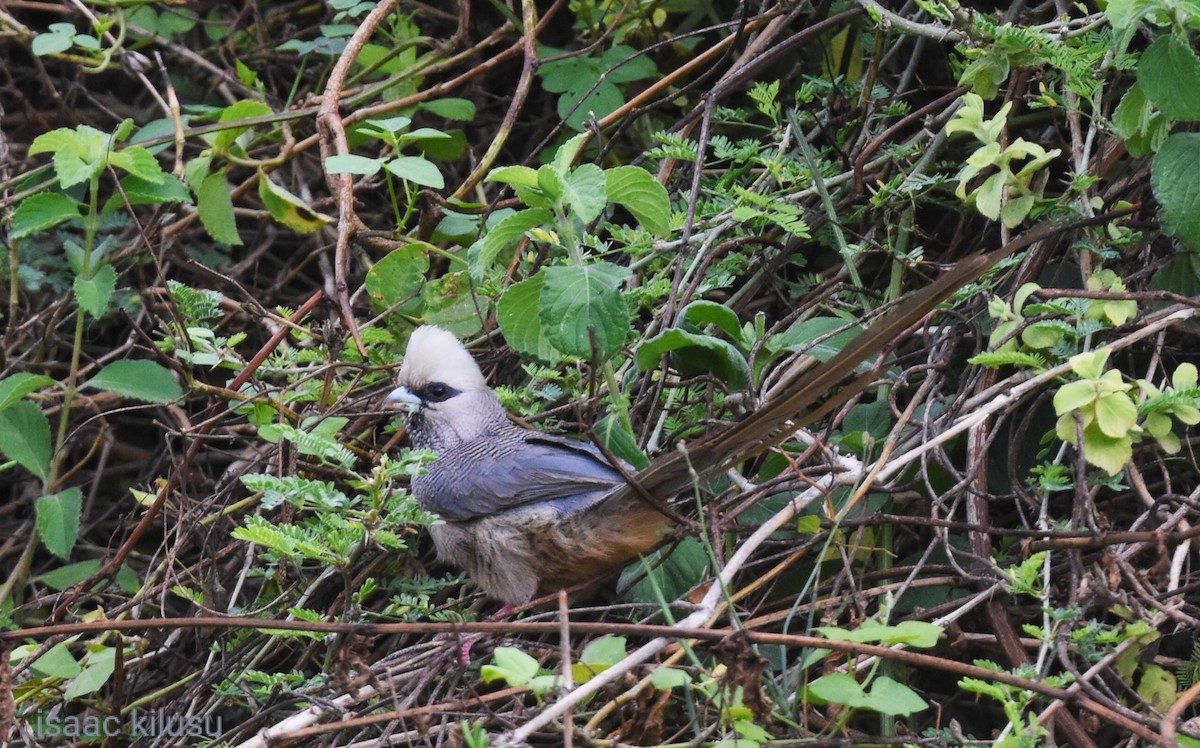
[423,382,454,402]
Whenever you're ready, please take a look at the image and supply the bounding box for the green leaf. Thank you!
[807,673,864,705]
[213,100,273,152]
[196,170,242,245]
[25,644,82,680]
[635,328,751,390]
[420,97,477,121]
[601,45,657,83]
[1053,380,1097,414]
[481,646,541,686]
[258,173,334,233]
[365,243,430,310]
[1081,425,1133,475]
[1151,133,1200,251]
[1094,392,1138,438]
[865,676,930,716]
[113,173,190,207]
[85,360,183,403]
[604,166,671,236]
[32,26,75,56]
[771,316,862,362]
[34,559,101,591]
[650,667,690,690]
[325,154,386,175]
[539,262,631,360]
[63,647,115,700]
[580,636,626,666]
[562,163,607,223]
[0,373,55,412]
[0,400,52,479]
[36,487,83,560]
[74,264,117,318]
[420,271,484,338]
[467,208,553,281]
[680,300,743,341]
[108,146,165,183]
[498,274,562,363]
[621,536,709,603]
[11,193,82,238]
[1138,35,1200,122]
[595,414,648,469]
[485,165,540,188]
[385,156,444,188]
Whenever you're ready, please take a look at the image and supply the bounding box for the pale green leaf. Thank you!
[85,360,183,403]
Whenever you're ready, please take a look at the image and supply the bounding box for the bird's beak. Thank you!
[385,386,422,412]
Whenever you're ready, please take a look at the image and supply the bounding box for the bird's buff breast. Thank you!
[429,497,671,605]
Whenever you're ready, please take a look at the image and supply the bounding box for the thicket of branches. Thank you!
[3,1,1200,746]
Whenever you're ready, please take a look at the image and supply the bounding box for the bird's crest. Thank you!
[397,325,488,391]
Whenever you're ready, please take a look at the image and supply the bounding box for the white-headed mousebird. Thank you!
[385,216,1121,605]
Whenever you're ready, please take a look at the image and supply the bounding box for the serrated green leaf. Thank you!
[11,193,82,238]
[0,373,55,412]
[75,264,117,318]
[113,172,190,207]
[498,274,562,363]
[1151,133,1200,251]
[1054,380,1097,414]
[108,146,165,183]
[196,170,241,245]
[365,243,430,310]
[36,487,83,559]
[0,400,52,479]
[1082,425,1132,475]
[85,360,183,403]
[604,166,670,236]
[539,262,631,360]
[1095,392,1138,437]
[1139,36,1200,121]
[467,208,552,281]
[562,163,607,223]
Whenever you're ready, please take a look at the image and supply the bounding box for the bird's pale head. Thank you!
[387,325,504,449]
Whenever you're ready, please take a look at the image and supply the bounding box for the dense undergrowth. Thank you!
[3,0,1200,746]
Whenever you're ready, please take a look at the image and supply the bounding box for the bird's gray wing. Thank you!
[416,433,629,521]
